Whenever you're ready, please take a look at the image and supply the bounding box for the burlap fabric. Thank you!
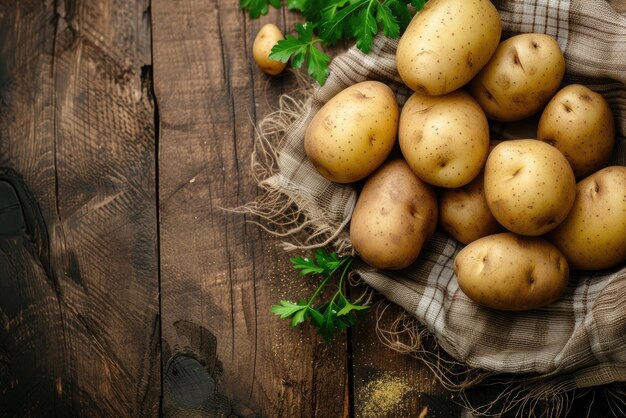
[245,0,625,413]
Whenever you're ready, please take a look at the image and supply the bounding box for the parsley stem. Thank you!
[330,257,355,305]
[306,257,353,308]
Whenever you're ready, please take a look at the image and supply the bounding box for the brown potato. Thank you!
[469,34,565,121]
[454,232,569,311]
[440,173,502,244]
[396,0,501,95]
[549,166,626,270]
[439,140,502,244]
[350,159,438,270]
[537,84,616,179]
[484,139,576,236]
[399,90,489,188]
[305,81,399,183]
[253,24,287,76]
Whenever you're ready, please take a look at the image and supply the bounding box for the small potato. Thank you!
[305,81,399,183]
[253,24,287,76]
[469,34,565,121]
[440,173,502,245]
[439,140,502,244]
[396,0,501,95]
[454,232,569,311]
[484,140,576,236]
[549,166,626,270]
[399,90,489,188]
[350,159,438,270]
[537,84,616,179]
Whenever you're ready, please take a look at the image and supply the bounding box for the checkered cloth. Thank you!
[254,0,626,392]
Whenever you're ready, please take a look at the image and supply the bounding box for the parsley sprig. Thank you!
[271,249,369,343]
[241,0,427,85]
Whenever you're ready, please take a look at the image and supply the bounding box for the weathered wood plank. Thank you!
[153,1,348,416]
[351,299,460,418]
[0,0,159,415]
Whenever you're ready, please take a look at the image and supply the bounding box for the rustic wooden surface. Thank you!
[0,0,159,416]
[0,0,623,417]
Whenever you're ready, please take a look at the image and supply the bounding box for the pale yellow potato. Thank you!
[549,166,626,270]
[305,81,398,183]
[440,173,502,245]
[469,34,565,121]
[399,90,489,188]
[537,84,615,179]
[396,0,501,95]
[454,232,569,311]
[484,139,576,236]
[350,159,438,270]
[253,24,287,76]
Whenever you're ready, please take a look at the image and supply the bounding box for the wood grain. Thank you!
[0,0,159,415]
[152,1,347,416]
[351,299,460,418]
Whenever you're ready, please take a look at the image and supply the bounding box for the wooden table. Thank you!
[0,1,620,417]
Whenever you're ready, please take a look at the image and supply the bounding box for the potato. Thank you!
[305,81,399,183]
[440,173,502,245]
[548,166,626,270]
[396,0,501,95]
[537,84,616,179]
[469,34,565,121]
[454,233,569,311]
[253,24,287,76]
[399,90,489,188]
[350,159,438,270]
[439,140,502,244]
[484,139,576,236]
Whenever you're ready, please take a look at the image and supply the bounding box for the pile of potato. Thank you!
[303,0,626,311]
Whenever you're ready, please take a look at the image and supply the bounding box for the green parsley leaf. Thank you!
[388,0,414,32]
[412,0,426,11]
[287,0,308,11]
[240,0,281,19]
[269,22,331,85]
[319,0,364,44]
[377,1,400,39]
[271,300,307,318]
[271,249,366,343]
[353,3,378,52]
[290,256,325,275]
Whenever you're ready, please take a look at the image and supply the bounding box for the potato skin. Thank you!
[484,140,576,236]
[440,173,502,245]
[399,90,489,188]
[549,166,626,270]
[454,233,569,311]
[537,84,615,179]
[469,34,565,121]
[305,81,399,183]
[253,24,287,76]
[396,0,501,95]
[350,159,438,270]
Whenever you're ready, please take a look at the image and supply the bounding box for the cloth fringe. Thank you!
[374,300,626,417]
[229,69,355,256]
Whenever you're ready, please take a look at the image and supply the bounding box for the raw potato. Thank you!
[440,173,502,245]
[537,84,615,179]
[350,159,438,270]
[469,34,565,121]
[484,139,576,236]
[399,90,489,188]
[305,81,398,183]
[454,233,569,311]
[253,24,287,76]
[439,140,502,244]
[549,166,626,270]
[396,0,501,95]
